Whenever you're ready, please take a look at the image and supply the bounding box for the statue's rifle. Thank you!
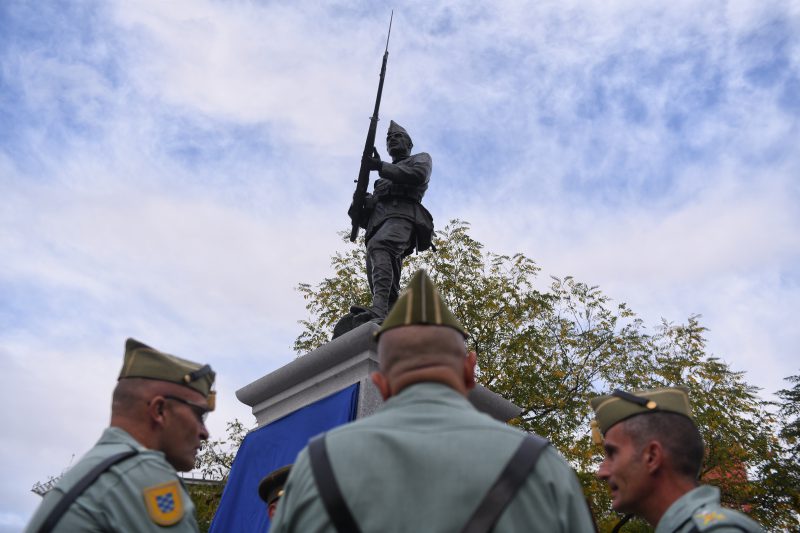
[348,12,393,242]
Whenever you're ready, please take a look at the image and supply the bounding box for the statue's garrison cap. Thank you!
[376,269,467,339]
[258,464,292,505]
[119,338,216,409]
[387,120,411,140]
[589,387,693,444]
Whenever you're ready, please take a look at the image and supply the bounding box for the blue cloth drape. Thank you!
[209,383,360,532]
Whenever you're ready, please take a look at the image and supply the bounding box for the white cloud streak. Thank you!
[1,0,798,527]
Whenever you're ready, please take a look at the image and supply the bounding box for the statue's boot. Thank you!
[367,254,397,319]
[332,306,381,340]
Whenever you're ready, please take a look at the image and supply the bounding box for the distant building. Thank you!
[32,471,221,497]
[179,473,224,489]
[31,475,63,497]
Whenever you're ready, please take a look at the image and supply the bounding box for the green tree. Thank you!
[776,373,800,464]
[295,219,797,531]
[751,373,800,526]
[187,419,247,532]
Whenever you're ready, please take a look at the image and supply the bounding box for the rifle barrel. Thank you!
[349,12,394,242]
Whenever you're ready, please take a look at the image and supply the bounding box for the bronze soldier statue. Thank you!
[361,120,434,320]
[338,121,434,337]
[336,16,433,337]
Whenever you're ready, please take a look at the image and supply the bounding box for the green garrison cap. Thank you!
[119,338,216,410]
[258,464,292,505]
[376,269,467,339]
[589,387,693,444]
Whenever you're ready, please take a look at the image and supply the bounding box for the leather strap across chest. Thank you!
[36,449,139,533]
[308,433,550,533]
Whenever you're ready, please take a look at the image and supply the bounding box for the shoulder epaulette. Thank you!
[689,508,756,532]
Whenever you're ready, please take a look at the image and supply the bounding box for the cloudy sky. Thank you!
[2,0,798,529]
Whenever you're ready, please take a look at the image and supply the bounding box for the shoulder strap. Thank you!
[37,449,138,533]
[460,435,550,533]
[308,435,362,533]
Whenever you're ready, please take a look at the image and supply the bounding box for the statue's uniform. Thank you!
[26,427,199,533]
[655,485,764,533]
[365,151,433,317]
[270,382,595,533]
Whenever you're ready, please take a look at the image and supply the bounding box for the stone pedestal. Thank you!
[237,322,521,426]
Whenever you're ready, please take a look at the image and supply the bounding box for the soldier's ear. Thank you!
[371,372,392,401]
[463,352,477,391]
[642,440,664,474]
[148,396,167,425]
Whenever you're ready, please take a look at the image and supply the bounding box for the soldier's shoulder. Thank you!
[690,506,764,532]
[116,449,178,480]
[408,152,432,162]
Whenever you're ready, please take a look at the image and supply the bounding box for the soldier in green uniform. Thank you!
[26,339,215,533]
[590,387,764,532]
[271,270,595,532]
[258,464,291,520]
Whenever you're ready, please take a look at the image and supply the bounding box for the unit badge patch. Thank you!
[695,510,726,526]
[143,480,184,526]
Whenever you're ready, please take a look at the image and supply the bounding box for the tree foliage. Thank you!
[754,373,800,525]
[294,219,798,531]
[188,419,247,532]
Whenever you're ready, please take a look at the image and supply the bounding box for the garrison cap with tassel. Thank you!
[387,120,411,143]
[589,386,693,445]
[258,464,292,505]
[118,338,216,410]
[375,269,467,340]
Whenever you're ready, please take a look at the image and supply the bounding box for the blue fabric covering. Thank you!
[209,383,360,533]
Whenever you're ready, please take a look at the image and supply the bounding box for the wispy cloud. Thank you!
[2,0,798,528]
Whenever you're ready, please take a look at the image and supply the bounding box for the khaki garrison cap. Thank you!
[376,269,467,339]
[118,338,216,410]
[589,387,693,444]
[258,464,292,505]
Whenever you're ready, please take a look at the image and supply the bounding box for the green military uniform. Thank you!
[655,485,764,533]
[270,382,595,533]
[590,388,763,533]
[25,427,199,532]
[25,338,215,533]
[271,270,595,532]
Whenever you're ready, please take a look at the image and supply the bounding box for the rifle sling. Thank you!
[37,449,139,533]
[308,435,362,533]
[460,435,550,533]
[308,434,549,533]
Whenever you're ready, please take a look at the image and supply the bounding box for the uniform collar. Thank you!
[382,382,469,410]
[656,485,720,533]
[101,426,157,455]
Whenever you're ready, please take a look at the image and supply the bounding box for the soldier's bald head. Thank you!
[378,325,466,374]
[374,325,474,398]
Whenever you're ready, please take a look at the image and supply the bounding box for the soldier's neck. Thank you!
[110,418,160,451]
[642,475,699,527]
[390,150,411,163]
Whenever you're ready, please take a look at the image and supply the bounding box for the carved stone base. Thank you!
[236,322,521,428]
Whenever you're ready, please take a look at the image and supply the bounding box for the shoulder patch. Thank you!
[143,480,184,526]
[695,510,727,526]
[691,508,754,532]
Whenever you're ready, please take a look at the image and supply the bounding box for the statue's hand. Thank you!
[363,147,382,172]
